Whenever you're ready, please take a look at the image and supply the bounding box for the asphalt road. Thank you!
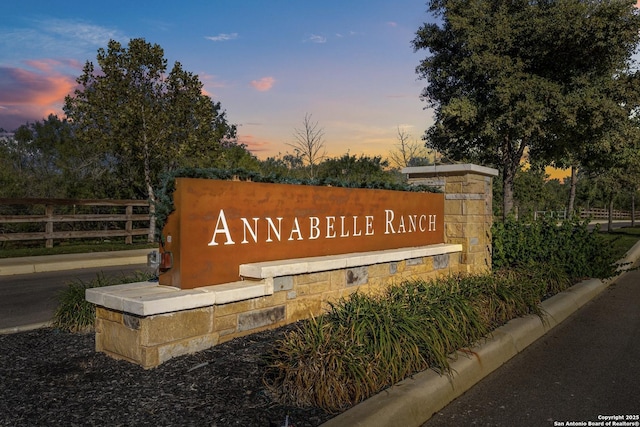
[0,264,155,330]
[422,267,640,427]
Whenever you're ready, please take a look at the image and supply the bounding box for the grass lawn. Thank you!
[0,239,156,259]
[599,227,640,260]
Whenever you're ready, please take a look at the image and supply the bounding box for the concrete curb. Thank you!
[321,241,640,427]
[0,322,52,335]
[0,249,151,276]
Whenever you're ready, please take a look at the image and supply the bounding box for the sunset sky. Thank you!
[0,1,434,160]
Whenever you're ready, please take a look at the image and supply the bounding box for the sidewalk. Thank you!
[0,248,152,276]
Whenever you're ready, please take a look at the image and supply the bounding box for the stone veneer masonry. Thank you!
[403,164,498,274]
[86,164,498,368]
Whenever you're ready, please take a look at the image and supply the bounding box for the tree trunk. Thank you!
[632,193,636,228]
[501,136,525,220]
[503,165,515,220]
[608,198,614,233]
[568,166,577,215]
[141,110,156,243]
[147,184,156,243]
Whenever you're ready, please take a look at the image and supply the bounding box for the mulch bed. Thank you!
[0,326,335,427]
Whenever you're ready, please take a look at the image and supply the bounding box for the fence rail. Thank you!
[579,208,639,220]
[0,198,151,248]
[534,208,640,221]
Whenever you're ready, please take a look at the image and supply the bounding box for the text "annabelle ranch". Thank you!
[207,208,438,246]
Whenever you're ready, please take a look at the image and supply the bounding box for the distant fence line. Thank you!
[0,198,151,248]
[534,208,640,221]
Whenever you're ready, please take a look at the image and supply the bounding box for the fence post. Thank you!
[125,205,133,244]
[45,204,53,248]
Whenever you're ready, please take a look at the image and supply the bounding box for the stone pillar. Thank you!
[403,164,498,274]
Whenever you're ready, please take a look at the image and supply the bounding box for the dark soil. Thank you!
[0,326,335,427]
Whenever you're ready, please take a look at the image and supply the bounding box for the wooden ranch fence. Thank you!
[535,208,640,221]
[0,198,151,248]
[580,208,639,220]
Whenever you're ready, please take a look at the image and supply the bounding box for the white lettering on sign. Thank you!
[353,216,362,237]
[266,217,283,242]
[207,209,436,246]
[384,210,437,234]
[241,217,259,244]
[208,209,235,246]
[309,217,320,239]
[366,216,374,235]
[326,216,336,238]
[288,217,303,241]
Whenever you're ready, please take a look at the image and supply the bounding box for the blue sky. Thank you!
[0,1,435,159]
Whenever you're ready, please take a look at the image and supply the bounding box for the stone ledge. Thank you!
[86,280,270,317]
[86,244,462,317]
[238,244,463,279]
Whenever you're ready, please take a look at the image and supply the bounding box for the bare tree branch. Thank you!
[388,126,434,168]
[287,113,326,178]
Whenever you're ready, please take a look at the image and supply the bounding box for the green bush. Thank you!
[52,271,154,333]
[264,268,559,413]
[491,216,619,280]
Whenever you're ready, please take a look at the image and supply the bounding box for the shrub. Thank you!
[264,269,554,413]
[52,271,154,333]
[492,216,619,280]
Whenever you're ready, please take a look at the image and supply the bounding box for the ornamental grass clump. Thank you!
[264,269,554,413]
[53,271,154,333]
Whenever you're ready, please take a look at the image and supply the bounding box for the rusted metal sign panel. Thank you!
[159,178,444,288]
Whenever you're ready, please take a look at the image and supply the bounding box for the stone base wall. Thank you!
[94,250,461,369]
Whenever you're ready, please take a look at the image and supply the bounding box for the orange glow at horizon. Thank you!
[546,166,570,181]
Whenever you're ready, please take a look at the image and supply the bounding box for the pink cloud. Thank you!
[238,133,272,153]
[250,76,275,92]
[0,65,77,130]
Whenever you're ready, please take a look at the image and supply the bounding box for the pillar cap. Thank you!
[402,164,499,178]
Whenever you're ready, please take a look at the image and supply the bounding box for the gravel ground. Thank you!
[0,326,335,427]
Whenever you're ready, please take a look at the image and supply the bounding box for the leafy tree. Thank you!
[413,0,640,218]
[492,166,566,220]
[513,168,568,220]
[579,131,640,230]
[0,132,21,198]
[316,153,399,184]
[64,38,236,238]
[259,152,306,179]
[12,115,69,198]
[287,113,326,178]
[9,115,119,198]
[214,140,262,172]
